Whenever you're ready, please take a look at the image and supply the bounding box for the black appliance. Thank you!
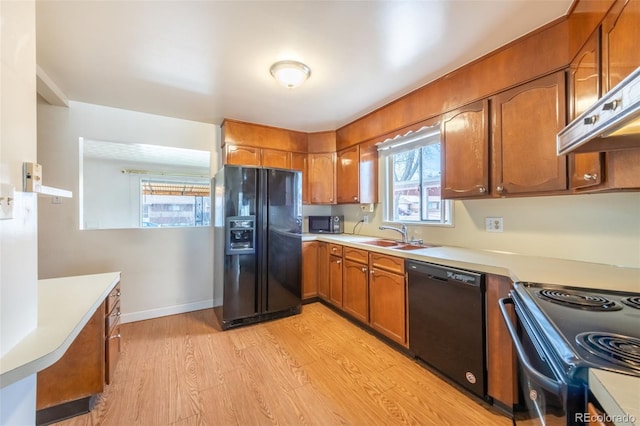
[308,215,344,234]
[213,166,303,330]
[500,282,640,425]
[406,260,487,399]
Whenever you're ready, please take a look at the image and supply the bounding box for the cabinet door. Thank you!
[491,71,567,195]
[329,254,343,308]
[302,241,318,299]
[337,145,360,203]
[358,140,378,204]
[343,259,369,323]
[262,148,291,169]
[225,145,260,166]
[317,242,330,300]
[569,30,604,190]
[441,99,490,198]
[369,267,406,346]
[602,0,640,93]
[486,274,518,409]
[308,152,336,204]
[291,153,309,204]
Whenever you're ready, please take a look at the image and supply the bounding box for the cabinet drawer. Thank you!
[343,247,368,264]
[329,244,343,257]
[106,300,121,334]
[369,253,404,275]
[106,284,121,314]
[105,323,121,385]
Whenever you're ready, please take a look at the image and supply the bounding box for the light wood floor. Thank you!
[54,302,511,426]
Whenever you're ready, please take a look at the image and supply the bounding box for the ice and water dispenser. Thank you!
[226,216,255,254]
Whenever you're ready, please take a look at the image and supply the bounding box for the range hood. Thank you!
[558,65,640,155]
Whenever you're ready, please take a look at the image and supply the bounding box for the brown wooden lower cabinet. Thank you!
[369,265,406,346]
[302,241,319,299]
[342,247,369,323]
[37,285,122,425]
[329,254,343,308]
[485,274,518,410]
[36,306,105,425]
[317,242,330,300]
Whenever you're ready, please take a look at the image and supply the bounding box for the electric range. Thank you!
[500,282,640,425]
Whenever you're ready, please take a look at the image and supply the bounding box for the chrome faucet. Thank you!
[379,224,408,243]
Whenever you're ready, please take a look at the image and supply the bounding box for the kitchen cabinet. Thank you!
[308,152,336,204]
[329,244,343,308]
[317,242,330,300]
[336,145,360,203]
[369,252,406,346]
[336,142,378,204]
[291,152,309,204]
[261,148,291,169]
[568,3,640,192]
[485,274,518,410]
[105,283,121,384]
[37,306,105,424]
[441,99,490,198]
[342,247,369,323]
[302,241,319,299]
[601,0,640,93]
[224,145,261,166]
[491,71,568,195]
[568,30,604,190]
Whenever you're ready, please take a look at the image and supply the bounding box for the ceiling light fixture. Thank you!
[269,60,311,89]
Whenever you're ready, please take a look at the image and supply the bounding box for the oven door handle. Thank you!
[498,297,563,395]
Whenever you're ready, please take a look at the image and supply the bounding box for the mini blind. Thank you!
[376,124,440,157]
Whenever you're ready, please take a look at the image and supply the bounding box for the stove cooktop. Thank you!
[513,282,640,377]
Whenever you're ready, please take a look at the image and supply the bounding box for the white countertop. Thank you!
[0,272,121,389]
[590,370,639,425]
[304,233,640,420]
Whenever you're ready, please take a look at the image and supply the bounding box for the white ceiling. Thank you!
[36,0,573,133]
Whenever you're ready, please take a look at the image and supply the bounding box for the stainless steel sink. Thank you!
[359,239,438,251]
[360,239,401,247]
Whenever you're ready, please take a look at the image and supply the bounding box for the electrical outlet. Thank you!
[52,196,62,204]
[363,215,369,224]
[485,217,503,233]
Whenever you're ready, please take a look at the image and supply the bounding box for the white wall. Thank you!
[37,101,219,322]
[0,0,39,424]
[334,190,640,269]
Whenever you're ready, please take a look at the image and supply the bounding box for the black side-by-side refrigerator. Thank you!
[213,165,302,329]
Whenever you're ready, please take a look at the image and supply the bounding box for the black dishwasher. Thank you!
[406,259,487,400]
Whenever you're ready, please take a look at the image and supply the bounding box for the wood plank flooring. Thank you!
[53,303,511,426]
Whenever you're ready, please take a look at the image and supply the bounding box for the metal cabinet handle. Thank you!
[583,115,598,125]
[111,310,121,317]
[361,267,367,273]
[336,260,341,264]
[111,291,121,297]
[602,100,619,111]
[331,247,336,252]
[369,269,375,275]
[108,334,121,340]
[496,185,504,193]
[583,173,598,181]
[353,196,358,201]
[478,185,487,193]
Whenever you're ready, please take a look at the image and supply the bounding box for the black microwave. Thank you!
[308,215,344,234]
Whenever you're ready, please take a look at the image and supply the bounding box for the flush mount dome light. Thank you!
[269,60,311,88]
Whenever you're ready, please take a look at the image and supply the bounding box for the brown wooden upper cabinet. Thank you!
[224,145,261,167]
[336,141,378,204]
[441,99,490,199]
[568,0,640,192]
[261,148,291,169]
[291,152,309,204]
[568,30,604,190]
[491,71,568,196]
[308,152,337,204]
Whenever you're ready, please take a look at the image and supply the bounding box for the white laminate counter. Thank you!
[590,370,640,425]
[0,272,121,389]
[303,233,640,421]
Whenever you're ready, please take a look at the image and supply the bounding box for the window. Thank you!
[140,179,211,228]
[379,126,452,225]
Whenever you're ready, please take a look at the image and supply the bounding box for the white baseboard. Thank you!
[121,299,219,324]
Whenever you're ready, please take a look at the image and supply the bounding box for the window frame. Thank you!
[139,176,211,228]
[379,127,453,227]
